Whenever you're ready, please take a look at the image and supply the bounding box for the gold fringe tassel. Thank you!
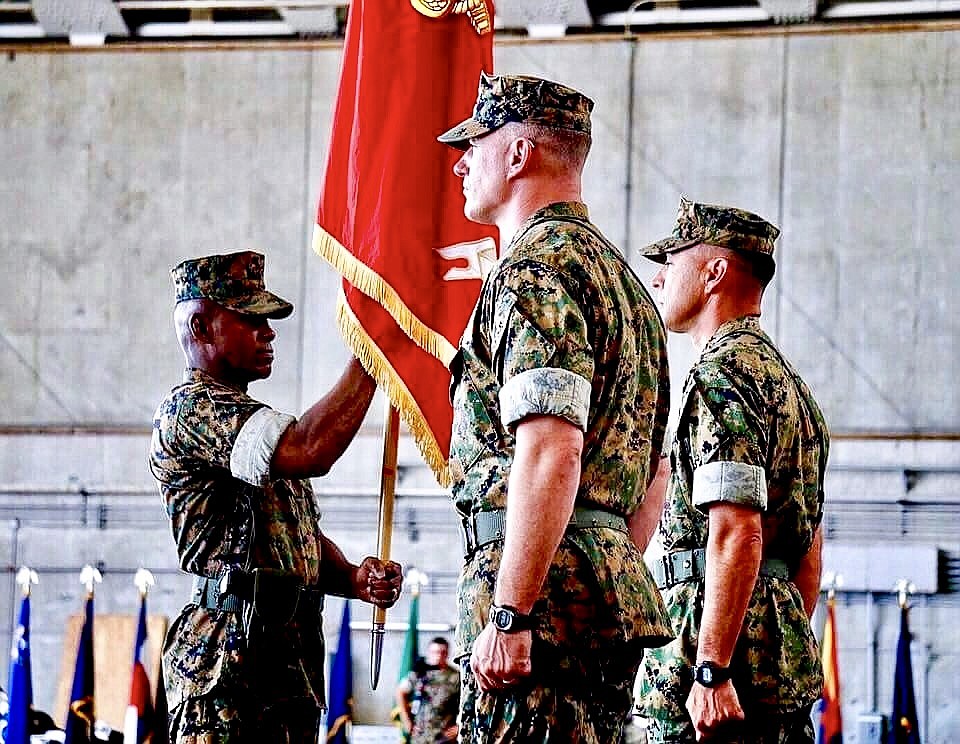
[325,712,351,742]
[313,225,458,367]
[337,291,452,488]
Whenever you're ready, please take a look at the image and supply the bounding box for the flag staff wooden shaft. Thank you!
[370,399,400,689]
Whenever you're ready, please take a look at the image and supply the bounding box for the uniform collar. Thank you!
[704,315,763,351]
[183,367,244,392]
[506,201,589,254]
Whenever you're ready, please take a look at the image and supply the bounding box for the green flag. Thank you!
[399,593,420,681]
[391,592,421,742]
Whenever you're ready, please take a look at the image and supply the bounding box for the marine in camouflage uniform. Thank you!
[150,251,401,743]
[397,639,461,744]
[636,199,830,744]
[438,73,673,743]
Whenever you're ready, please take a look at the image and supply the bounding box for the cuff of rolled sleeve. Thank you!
[499,367,591,431]
[692,461,768,511]
[230,407,297,486]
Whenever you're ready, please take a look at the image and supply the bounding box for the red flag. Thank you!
[818,595,842,744]
[124,594,154,743]
[314,0,496,485]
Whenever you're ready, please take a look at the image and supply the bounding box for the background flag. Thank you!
[123,593,154,743]
[398,592,421,685]
[326,601,353,744]
[6,590,33,744]
[64,594,95,744]
[314,0,495,485]
[391,591,421,742]
[152,664,169,744]
[888,604,920,744]
[817,595,843,744]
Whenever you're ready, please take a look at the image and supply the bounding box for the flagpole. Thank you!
[370,399,400,689]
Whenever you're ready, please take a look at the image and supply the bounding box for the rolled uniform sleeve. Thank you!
[152,375,295,489]
[687,366,768,512]
[230,407,297,486]
[492,263,593,431]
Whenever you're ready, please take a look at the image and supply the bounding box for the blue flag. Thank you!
[64,595,95,744]
[887,605,920,744]
[326,601,353,744]
[6,593,33,744]
[124,594,154,743]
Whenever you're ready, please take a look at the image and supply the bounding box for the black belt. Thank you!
[650,548,790,590]
[460,506,628,559]
[191,573,324,614]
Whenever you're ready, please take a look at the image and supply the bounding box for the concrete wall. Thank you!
[2,25,959,740]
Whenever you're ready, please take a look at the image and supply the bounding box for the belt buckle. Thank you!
[662,554,675,588]
[461,515,477,558]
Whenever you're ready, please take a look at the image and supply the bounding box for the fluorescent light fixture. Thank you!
[526,23,570,37]
[822,0,960,16]
[137,20,295,37]
[599,7,770,25]
[0,23,45,38]
[118,0,346,7]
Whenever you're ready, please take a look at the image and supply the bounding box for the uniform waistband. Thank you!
[460,505,628,559]
[191,572,324,614]
[649,547,790,590]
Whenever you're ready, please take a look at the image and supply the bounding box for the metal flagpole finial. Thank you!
[15,566,39,597]
[134,568,156,597]
[79,564,103,597]
[824,571,843,601]
[895,578,916,610]
[403,568,429,598]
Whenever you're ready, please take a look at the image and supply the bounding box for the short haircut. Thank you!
[738,251,776,289]
[429,637,449,648]
[514,122,591,171]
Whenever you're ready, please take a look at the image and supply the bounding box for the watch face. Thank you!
[492,608,512,630]
[694,661,729,687]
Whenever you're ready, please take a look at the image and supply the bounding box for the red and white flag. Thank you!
[314,0,495,485]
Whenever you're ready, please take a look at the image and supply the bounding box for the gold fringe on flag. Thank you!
[313,223,455,486]
[326,711,351,742]
[313,225,458,366]
[335,286,452,488]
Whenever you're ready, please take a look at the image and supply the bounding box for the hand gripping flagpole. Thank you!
[371,399,401,689]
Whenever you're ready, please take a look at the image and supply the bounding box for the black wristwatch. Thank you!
[489,604,536,633]
[692,661,732,688]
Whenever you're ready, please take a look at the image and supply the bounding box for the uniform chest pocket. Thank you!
[449,356,504,481]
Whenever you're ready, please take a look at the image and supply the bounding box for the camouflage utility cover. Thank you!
[149,369,325,711]
[642,196,780,262]
[638,316,830,740]
[172,250,293,318]
[438,72,593,148]
[449,201,673,661]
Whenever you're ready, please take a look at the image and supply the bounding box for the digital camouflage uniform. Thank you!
[636,200,830,744]
[150,252,326,743]
[448,199,673,742]
[399,665,461,744]
[439,74,672,744]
